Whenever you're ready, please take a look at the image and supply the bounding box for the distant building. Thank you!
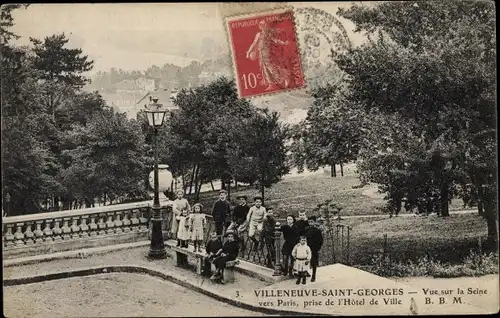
[115,78,155,93]
[198,71,231,85]
[100,91,146,118]
[137,89,179,115]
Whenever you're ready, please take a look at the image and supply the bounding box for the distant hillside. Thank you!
[86,54,317,125]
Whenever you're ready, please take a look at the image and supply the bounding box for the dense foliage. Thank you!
[2,7,289,213]
[291,0,497,246]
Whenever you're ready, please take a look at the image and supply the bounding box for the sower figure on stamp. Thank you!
[227,195,250,253]
[247,196,267,251]
[246,20,290,91]
[211,230,239,284]
[203,231,222,277]
[262,206,276,268]
[281,214,298,276]
[292,235,311,285]
[305,215,324,282]
[211,189,231,238]
[172,189,190,244]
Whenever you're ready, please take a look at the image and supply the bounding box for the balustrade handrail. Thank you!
[2,201,155,224]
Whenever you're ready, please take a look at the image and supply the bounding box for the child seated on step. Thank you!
[292,235,312,285]
[210,230,239,284]
[203,231,222,277]
[177,209,190,248]
[189,203,206,252]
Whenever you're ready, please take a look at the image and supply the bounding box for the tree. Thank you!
[290,84,365,177]
[30,33,94,87]
[168,77,255,200]
[234,108,291,202]
[61,110,149,207]
[0,4,29,44]
[337,1,497,245]
[1,7,53,214]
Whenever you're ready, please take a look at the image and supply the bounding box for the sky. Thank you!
[11,3,368,75]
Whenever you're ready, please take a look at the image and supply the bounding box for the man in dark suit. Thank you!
[212,189,231,237]
[305,215,323,282]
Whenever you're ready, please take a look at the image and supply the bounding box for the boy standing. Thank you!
[212,189,231,237]
[305,215,324,282]
[247,196,267,249]
[295,211,309,237]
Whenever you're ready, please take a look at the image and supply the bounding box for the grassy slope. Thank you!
[320,213,489,266]
[189,170,487,267]
[193,171,467,218]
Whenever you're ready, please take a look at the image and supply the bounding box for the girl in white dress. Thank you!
[189,203,206,252]
[177,209,190,248]
[292,236,311,285]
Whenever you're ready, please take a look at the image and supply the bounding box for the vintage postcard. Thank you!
[2,2,498,317]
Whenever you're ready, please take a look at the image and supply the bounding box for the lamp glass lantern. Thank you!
[145,97,169,128]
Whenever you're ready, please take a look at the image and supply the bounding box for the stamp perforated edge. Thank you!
[222,5,308,100]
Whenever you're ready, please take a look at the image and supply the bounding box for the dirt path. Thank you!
[4,273,266,317]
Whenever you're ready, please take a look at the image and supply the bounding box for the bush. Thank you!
[359,250,499,278]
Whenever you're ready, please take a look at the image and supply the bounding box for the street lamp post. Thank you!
[145,97,170,259]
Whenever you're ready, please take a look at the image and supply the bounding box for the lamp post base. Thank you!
[148,215,167,259]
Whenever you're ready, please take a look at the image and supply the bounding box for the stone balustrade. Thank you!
[2,202,155,259]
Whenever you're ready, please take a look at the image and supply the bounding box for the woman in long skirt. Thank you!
[171,190,190,243]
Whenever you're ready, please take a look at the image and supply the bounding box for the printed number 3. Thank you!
[236,291,240,297]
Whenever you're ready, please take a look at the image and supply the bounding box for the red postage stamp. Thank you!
[226,9,305,98]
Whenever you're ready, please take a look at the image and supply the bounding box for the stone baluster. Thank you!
[105,212,115,234]
[114,211,124,233]
[4,224,15,247]
[34,220,44,244]
[14,223,25,246]
[80,215,90,238]
[122,211,131,233]
[130,209,140,231]
[43,219,54,242]
[52,218,63,241]
[138,209,148,232]
[61,217,72,240]
[97,213,106,235]
[71,216,81,239]
[89,215,98,237]
[24,222,35,245]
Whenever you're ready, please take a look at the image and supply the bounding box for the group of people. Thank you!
[169,189,324,285]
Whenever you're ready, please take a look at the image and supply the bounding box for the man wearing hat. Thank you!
[211,189,231,237]
[210,230,239,283]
